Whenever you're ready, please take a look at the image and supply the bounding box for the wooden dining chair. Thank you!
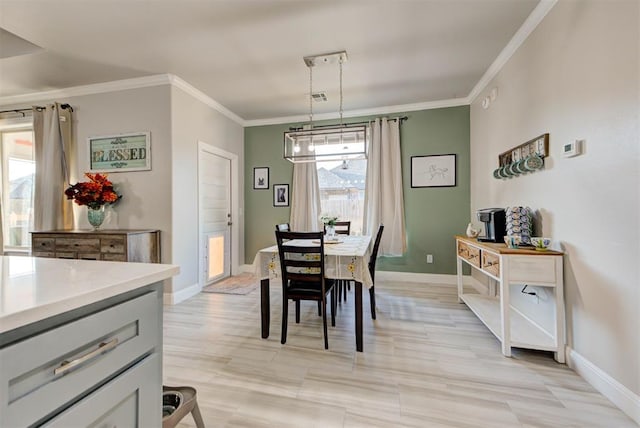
[275,223,290,232]
[324,221,351,301]
[275,230,337,349]
[324,221,351,235]
[368,224,384,319]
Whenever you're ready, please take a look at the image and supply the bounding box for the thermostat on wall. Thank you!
[563,139,583,157]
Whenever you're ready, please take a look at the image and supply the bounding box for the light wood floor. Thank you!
[163,279,637,428]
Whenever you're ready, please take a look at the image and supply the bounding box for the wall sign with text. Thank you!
[89,131,151,172]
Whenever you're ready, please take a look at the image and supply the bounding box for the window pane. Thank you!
[316,159,366,235]
[2,130,35,250]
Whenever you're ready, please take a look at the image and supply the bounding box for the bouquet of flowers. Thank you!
[64,173,122,209]
[319,214,338,226]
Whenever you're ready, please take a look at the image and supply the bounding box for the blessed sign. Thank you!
[89,132,151,172]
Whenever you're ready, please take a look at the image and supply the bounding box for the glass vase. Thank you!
[87,206,105,230]
[326,225,336,239]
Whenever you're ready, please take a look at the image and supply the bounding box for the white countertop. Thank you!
[0,256,179,334]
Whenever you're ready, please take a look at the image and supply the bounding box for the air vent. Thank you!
[311,92,327,102]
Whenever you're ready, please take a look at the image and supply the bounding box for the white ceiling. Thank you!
[0,0,541,123]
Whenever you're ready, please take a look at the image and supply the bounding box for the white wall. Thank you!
[169,86,244,293]
[470,0,639,399]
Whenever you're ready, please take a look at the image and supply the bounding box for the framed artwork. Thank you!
[411,154,457,188]
[89,131,151,172]
[253,167,269,189]
[273,184,289,207]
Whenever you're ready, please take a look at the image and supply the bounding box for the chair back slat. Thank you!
[324,221,351,235]
[275,230,325,285]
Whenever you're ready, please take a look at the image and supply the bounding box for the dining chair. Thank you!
[275,223,290,232]
[324,221,351,235]
[324,221,351,301]
[368,224,384,319]
[275,230,337,349]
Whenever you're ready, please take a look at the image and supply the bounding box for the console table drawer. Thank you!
[482,251,500,277]
[458,241,480,267]
[55,238,100,252]
[33,237,55,251]
[101,236,126,254]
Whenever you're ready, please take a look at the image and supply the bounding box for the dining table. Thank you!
[254,235,373,352]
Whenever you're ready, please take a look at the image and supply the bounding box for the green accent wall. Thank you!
[244,105,470,274]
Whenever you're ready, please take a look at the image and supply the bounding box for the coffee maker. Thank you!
[476,208,506,242]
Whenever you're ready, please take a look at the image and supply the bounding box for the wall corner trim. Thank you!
[168,74,245,125]
[163,282,201,305]
[467,0,558,103]
[566,346,640,425]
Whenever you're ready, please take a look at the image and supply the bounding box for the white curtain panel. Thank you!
[33,103,74,231]
[290,161,321,232]
[364,118,406,256]
[0,177,4,253]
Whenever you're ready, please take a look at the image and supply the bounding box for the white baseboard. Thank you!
[163,282,201,305]
[566,346,640,425]
[376,271,472,285]
[239,265,467,286]
[239,264,254,274]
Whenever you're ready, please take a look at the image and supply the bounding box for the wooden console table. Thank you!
[455,235,565,362]
[31,230,160,263]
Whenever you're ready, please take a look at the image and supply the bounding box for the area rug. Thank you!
[202,273,260,295]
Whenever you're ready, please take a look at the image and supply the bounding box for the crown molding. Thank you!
[243,97,470,127]
[0,73,245,126]
[0,74,172,107]
[0,1,554,127]
[167,75,244,125]
[468,0,557,103]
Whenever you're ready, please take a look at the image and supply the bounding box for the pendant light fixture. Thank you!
[283,50,368,163]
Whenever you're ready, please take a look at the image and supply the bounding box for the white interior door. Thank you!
[199,147,231,285]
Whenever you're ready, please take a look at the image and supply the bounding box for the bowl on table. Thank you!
[531,237,551,251]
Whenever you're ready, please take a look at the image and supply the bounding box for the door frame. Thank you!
[197,141,240,287]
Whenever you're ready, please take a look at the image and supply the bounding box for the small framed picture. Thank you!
[273,184,289,207]
[253,167,269,189]
[411,154,457,187]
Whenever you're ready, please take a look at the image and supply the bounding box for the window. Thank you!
[1,127,35,251]
[316,158,366,235]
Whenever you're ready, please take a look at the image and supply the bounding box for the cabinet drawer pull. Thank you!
[54,338,119,376]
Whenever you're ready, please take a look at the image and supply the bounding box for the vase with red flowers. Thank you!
[65,173,122,230]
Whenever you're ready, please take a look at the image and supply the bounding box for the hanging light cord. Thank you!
[339,57,344,129]
[309,62,314,130]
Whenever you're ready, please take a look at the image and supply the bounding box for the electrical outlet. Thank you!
[427,254,433,263]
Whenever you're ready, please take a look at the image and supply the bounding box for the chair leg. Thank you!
[191,400,205,428]
[281,297,288,344]
[343,280,348,301]
[322,299,329,349]
[330,290,336,327]
[317,301,322,316]
[295,299,301,323]
[369,285,376,320]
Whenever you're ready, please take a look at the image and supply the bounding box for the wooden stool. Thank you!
[162,386,205,428]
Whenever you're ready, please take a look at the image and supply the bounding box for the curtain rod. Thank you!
[0,103,74,117]
[288,116,408,131]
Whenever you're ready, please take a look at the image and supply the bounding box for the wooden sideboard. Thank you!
[455,235,565,362]
[31,230,161,263]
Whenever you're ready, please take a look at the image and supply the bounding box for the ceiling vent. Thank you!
[311,92,327,102]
